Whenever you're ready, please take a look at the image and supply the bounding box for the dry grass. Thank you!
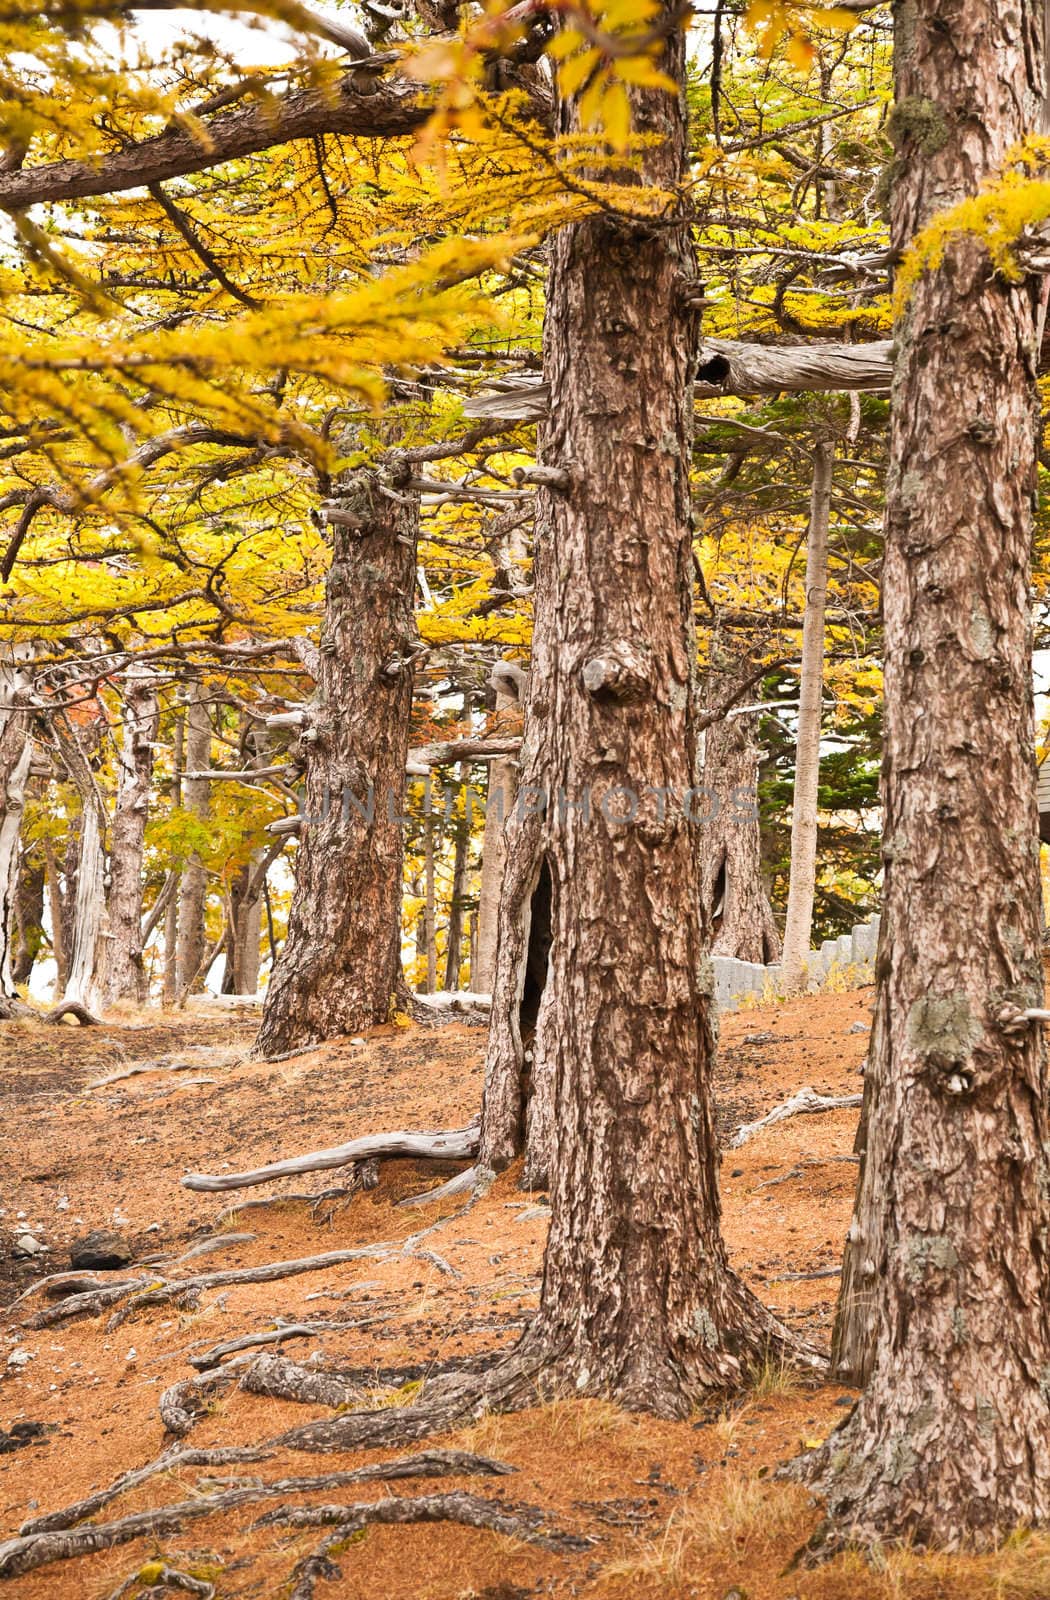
[596,1472,813,1596]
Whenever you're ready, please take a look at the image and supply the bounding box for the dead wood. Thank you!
[0,1454,517,1580]
[398,1165,477,1208]
[181,1124,479,1192]
[188,1319,375,1371]
[729,1086,863,1148]
[238,1352,364,1409]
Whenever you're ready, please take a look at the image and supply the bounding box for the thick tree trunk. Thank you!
[54,716,109,1012]
[699,681,780,964]
[254,466,419,1057]
[224,856,263,995]
[175,691,211,997]
[477,17,801,1411]
[103,668,158,1005]
[802,0,1050,1546]
[779,444,832,989]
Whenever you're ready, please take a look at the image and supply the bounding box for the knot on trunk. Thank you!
[581,644,651,704]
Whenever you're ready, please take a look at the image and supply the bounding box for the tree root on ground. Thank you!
[106,1562,215,1598]
[729,1086,863,1148]
[181,1125,479,1193]
[0,1452,535,1583]
[268,1491,592,1600]
[0,996,100,1025]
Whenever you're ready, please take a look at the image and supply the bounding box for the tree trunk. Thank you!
[162,705,185,1007]
[803,0,1050,1546]
[475,704,520,994]
[443,759,472,991]
[421,795,438,995]
[779,444,832,989]
[12,852,45,986]
[0,653,33,999]
[175,690,211,997]
[225,856,263,995]
[477,15,801,1411]
[43,837,69,996]
[699,674,780,964]
[103,667,158,1005]
[254,465,419,1057]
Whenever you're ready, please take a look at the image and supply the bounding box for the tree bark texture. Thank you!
[808,0,1050,1547]
[0,651,33,999]
[58,726,109,1012]
[443,759,472,991]
[478,16,801,1412]
[779,444,832,989]
[12,851,45,985]
[699,698,780,965]
[175,691,211,998]
[254,466,419,1058]
[103,667,158,1005]
[474,692,521,994]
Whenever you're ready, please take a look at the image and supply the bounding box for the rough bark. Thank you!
[12,851,45,985]
[175,690,211,998]
[477,15,805,1411]
[254,465,419,1057]
[0,652,33,999]
[42,837,69,996]
[54,718,109,1012]
[103,667,158,1005]
[443,759,472,991]
[699,671,780,964]
[162,705,184,1007]
[778,444,832,989]
[475,684,522,993]
[798,0,1050,1548]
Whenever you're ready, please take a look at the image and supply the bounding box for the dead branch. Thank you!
[729,1086,863,1148]
[188,1319,375,1371]
[181,1124,479,1192]
[0,1456,518,1580]
[398,1165,478,1208]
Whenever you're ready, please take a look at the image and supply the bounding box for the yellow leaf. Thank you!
[810,5,860,27]
[614,56,677,91]
[393,1011,412,1027]
[786,31,816,69]
[601,81,632,151]
[599,0,662,28]
[545,26,586,60]
[558,47,604,97]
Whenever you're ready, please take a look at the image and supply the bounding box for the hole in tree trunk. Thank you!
[710,852,727,937]
[520,855,553,1041]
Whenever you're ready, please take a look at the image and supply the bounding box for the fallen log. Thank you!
[181,1124,479,1193]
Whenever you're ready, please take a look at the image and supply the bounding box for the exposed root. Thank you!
[159,1357,253,1437]
[188,1319,380,1372]
[106,1563,216,1598]
[181,1124,479,1193]
[21,1446,275,1536]
[730,1086,863,1148]
[0,1454,518,1581]
[398,1165,478,1208]
[239,1353,363,1409]
[275,1491,590,1600]
[24,1280,153,1329]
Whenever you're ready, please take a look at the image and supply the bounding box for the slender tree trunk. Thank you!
[421,794,438,995]
[163,705,184,1007]
[779,444,832,988]
[254,465,419,1057]
[443,759,472,991]
[0,655,33,999]
[43,837,69,996]
[477,14,802,1410]
[801,0,1050,1546]
[175,690,211,997]
[12,852,45,986]
[699,675,780,964]
[103,667,158,1005]
[475,704,520,994]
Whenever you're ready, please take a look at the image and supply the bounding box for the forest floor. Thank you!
[0,990,1047,1600]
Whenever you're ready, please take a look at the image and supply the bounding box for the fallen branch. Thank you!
[729,1086,863,1148]
[86,1058,226,1090]
[0,1454,517,1580]
[398,1165,478,1208]
[181,1124,479,1193]
[188,1320,373,1371]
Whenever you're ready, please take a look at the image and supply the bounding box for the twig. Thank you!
[729,1087,863,1148]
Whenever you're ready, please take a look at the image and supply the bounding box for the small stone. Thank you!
[7,1349,33,1368]
[849,1021,867,1034]
[69,1229,133,1271]
[731,1168,744,1178]
[13,1234,46,1257]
